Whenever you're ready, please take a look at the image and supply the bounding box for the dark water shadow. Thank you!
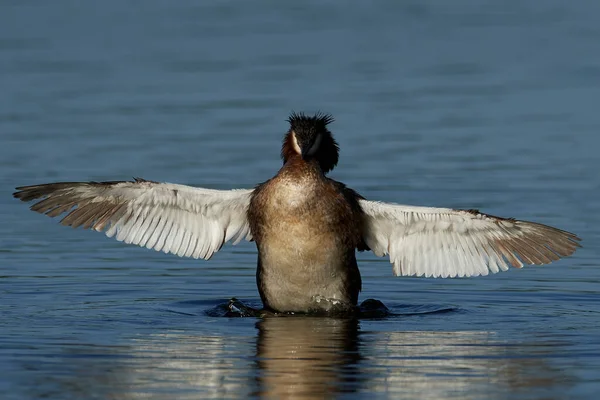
[387,303,461,316]
[195,297,461,319]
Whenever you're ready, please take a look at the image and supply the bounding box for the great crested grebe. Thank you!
[14,112,580,313]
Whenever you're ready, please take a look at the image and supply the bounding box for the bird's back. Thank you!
[248,159,363,313]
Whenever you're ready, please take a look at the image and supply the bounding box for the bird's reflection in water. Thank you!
[358,330,574,400]
[254,316,361,399]
[22,319,575,399]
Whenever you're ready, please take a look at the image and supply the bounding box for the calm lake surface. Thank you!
[1,1,599,399]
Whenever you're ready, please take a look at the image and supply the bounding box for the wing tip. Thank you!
[13,185,43,202]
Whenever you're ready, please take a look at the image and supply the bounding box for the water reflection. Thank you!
[361,330,574,400]
[122,333,252,399]
[19,319,574,399]
[254,317,361,399]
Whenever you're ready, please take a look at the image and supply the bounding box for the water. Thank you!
[1,1,599,398]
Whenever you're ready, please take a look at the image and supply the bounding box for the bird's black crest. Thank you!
[287,111,334,132]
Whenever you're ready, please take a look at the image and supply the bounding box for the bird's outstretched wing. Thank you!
[359,200,580,278]
[14,178,253,259]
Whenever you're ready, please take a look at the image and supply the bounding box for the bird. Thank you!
[13,112,581,314]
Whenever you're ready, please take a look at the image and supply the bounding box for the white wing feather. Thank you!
[360,200,580,278]
[14,179,253,260]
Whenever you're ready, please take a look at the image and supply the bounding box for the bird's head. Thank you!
[281,112,339,174]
